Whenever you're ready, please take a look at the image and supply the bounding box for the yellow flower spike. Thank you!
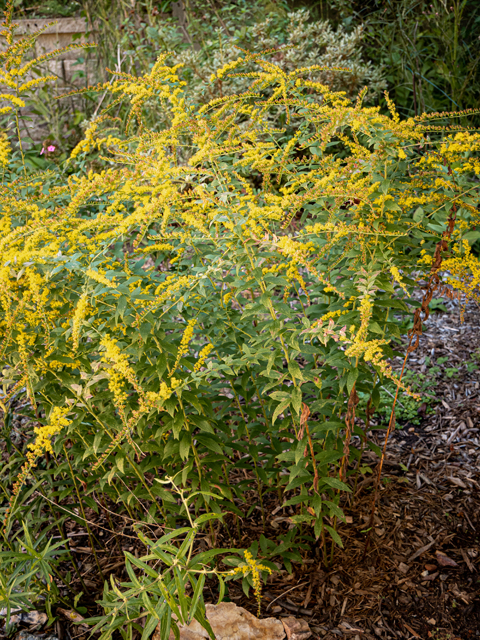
[194,343,214,372]
[101,335,140,391]
[170,319,196,376]
[28,407,71,458]
[4,407,71,533]
[0,130,11,168]
[228,550,272,616]
[85,268,116,288]
[390,265,409,295]
[71,293,89,351]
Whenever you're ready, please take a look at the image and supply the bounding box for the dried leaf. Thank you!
[448,477,467,489]
[57,608,85,623]
[435,551,458,567]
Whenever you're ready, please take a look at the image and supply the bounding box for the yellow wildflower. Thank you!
[228,550,272,615]
[170,319,196,375]
[194,343,214,372]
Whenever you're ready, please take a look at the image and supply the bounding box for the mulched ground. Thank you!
[2,300,479,640]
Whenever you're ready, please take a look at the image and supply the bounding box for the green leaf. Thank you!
[139,322,151,341]
[413,207,424,222]
[179,434,191,460]
[272,398,290,424]
[172,412,184,439]
[124,552,160,579]
[194,512,223,526]
[195,435,224,455]
[291,386,302,415]
[187,573,205,623]
[174,566,189,622]
[324,500,345,521]
[346,368,358,394]
[325,524,344,548]
[288,360,304,382]
[321,477,351,492]
[463,230,480,243]
[217,575,226,604]
[267,350,278,375]
[142,613,160,640]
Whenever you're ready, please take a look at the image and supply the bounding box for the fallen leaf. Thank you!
[339,621,364,633]
[57,608,85,623]
[435,551,458,568]
[460,548,474,572]
[448,477,467,489]
[422,572,439,581]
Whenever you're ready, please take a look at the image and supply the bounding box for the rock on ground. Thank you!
[153,602,287,640]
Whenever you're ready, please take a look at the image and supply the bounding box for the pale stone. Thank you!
[153,602,286,640]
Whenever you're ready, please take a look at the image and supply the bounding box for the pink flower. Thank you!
[40,147,44,155]
[47,145,55,152]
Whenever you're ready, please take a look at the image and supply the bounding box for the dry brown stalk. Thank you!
[364,198,458,557]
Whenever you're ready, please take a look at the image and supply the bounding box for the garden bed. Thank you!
[3,302,479,640]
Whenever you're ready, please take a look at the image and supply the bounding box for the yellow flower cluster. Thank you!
[86,268,116,287]
[108,370,128,411]
[228,550,272,615]
[441,240,480,314]
[194,343,214,372]
[390,265,408,294]
[4,406,71,532]
[101,335,139,390]
[28,406,71,457]
[72,294,89,351]
[210,57,244,82]
[171,319,196,375]
[0,130,11,167]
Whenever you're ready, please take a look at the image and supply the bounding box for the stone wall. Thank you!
[13,18,97,86]
[2,18,98,146]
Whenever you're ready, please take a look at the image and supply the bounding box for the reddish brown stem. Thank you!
[363,199,458,559]
[340,385,359,483]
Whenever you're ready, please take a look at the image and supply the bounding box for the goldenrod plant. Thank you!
[0,0,480,631]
